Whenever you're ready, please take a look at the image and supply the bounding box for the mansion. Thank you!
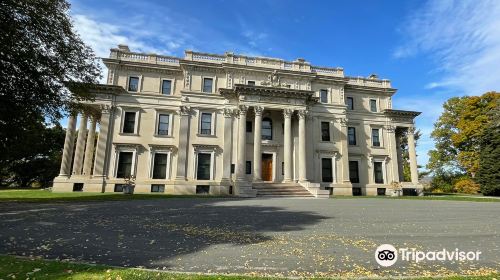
[52,45,421,197]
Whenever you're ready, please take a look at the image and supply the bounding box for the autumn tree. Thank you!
[0,0,100,186]
[427,92,500,193]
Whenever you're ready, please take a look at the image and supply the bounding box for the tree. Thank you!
[0,0,100,186]
[2,123,66,188]
[475,102,500,196]
[427,92,500,177]
[427,92,500,194]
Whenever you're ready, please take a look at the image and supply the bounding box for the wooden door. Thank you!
[261,154,273,181]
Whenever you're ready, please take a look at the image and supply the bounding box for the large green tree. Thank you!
[475,101,500,196]
[0,0,100,186]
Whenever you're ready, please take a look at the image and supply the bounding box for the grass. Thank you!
[0,189,498,203]
[0,255,498,280]
[0,189,224,203]
[330,193,500,202]
[0,255,265,280]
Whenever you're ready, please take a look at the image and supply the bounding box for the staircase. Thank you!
[253,182,314,198]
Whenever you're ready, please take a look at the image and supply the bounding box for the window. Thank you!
[196,185,210,194]
[157,114,169,135]
[246,161,252,174]
[321,122,330,141]
[246,121,252,132]
[151,184,165,193]
[114,184,126,192]
[116,152,133,178]
[262,117,272,140]
[161,80,172,95]
[196,153,211,180]
[377,188,386,196]
[122,112,136,134]
[200,113,212,135]
[231,164,235,174]
[128,77,139,92]
[202,78,213,93]
[372,128,380,147]
[370,99,377,112]
[247,81,256,86]
[152,153,168,179]
[320,89,328,103]
[352,187,362,196]
[346,97,354,110]
[281,162,284,175]
[349,161,359,183]
[321,158,333,182]
[348,127,356,145]
[73,183,83,192]
[374,162,384,184]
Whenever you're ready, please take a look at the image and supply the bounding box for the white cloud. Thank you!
[393,0,500,170]
[394,0,500,95]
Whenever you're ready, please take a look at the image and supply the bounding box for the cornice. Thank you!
[383,109,421,118]
[345,84,397,95]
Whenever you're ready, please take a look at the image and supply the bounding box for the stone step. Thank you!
[253,183,314,198]
[255,190,309,194]
[257,194,314,197]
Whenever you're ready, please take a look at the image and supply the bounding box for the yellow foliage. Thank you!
[453,178,480,194]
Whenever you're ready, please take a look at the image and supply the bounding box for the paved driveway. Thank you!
[1,198,499,277]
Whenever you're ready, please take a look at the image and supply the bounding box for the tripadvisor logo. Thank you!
[375,244,482,267]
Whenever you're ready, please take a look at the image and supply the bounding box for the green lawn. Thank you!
[0,255,498,280]
[0,189,223,203]
[1,189,498,203]
[330,193,500,202]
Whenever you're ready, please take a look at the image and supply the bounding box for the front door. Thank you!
[261,154,273,181]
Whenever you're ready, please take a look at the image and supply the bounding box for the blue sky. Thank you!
[69,0,500,170]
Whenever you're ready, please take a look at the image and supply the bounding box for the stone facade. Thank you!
[52,44,421,197]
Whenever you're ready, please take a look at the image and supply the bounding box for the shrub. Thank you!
[453,178,480,194]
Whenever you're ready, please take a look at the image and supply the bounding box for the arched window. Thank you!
[262,117,273,140]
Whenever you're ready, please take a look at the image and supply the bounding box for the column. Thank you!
[298,109,307,182]
[283,108,293,182]
[93,106,113,178]
[72,114,88,175]
[387,126,400,183]
[175,106,191,180]
[82,116,97,176]
[407,126,419,184]
[221,108,234,183]
[253,106,264,181]
[339,118,350,183]
[235,105,248,182]
[58,113,77,177]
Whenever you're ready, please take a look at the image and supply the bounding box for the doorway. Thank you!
[261,153,273,181]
